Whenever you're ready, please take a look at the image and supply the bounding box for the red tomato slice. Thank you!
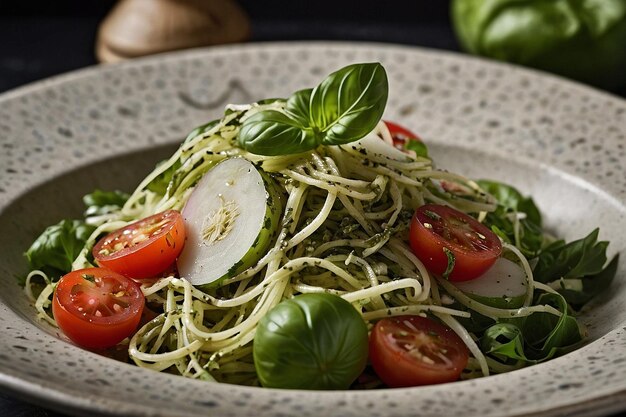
[52,267,145,349]
[369,315,469,387]
[93,210,185,279]
[384,120,422,150]
[409,204,502,281]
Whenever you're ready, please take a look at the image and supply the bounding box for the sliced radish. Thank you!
[177,158,281,287]
[453,257,528,309]
[342,130,412,162]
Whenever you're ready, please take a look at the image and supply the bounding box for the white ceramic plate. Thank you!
[1,42,625,417]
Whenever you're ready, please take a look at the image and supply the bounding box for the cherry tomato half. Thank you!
[52,267,145,349]
[409,204,502,281]
[93,210,185,279]
[384,120,422,150]
[369,315,469,387]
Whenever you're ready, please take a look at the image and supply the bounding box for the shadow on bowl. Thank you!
[0,143,177,328]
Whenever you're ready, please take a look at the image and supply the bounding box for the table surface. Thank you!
[1,5,625,417]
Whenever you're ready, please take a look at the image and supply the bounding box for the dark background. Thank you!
[0,1,456,94]
[0,1,623,416]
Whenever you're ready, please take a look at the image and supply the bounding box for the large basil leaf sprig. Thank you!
[238,63,388,155]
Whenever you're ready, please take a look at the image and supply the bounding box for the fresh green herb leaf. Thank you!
[533,229,617,309]
[238,63,388,155]
[146,119,222,195]
[146,159,182,195]
[451,0,626,90]
[534,229,609,282]
[479,323,528,363]
[254,293,368,389]
[557,255,619,309]
[477,179,544,257]
[442,247,456,280]
[477,180,541,225]
[24,219,96,281]
[424,210,441,221]
[480,292,583,365]
[520,292,583,358]
[405,139,429,158]
[284,88,313,127]
[82,273,96,283]
[83,189,130,217]
[237,110,318,156]
[310,63,388,145]
[183,119,220,144]
[83,189,129,208]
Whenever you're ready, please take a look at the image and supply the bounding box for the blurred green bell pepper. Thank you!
[451,0,626,91]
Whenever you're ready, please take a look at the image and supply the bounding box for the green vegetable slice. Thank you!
[176,157,282,288]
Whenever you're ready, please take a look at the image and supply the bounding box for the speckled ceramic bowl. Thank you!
[1,42,625,417]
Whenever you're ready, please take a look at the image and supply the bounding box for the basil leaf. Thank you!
[451,303,495,334]
[558,255,619,309]
[520,293,583,357]
[480,323,527,363]
[442,247,456,279]
[284,88,312,127]
[477,179,544,257]
[238,110,319,156]
[24,219,96,281]
[183,119,220,144]
[480,292,583,364]
[83,189,129,217]
[534,229,617,309]
[146,159,182,195]
[146,120,223,195]
[477,180,541,226]
[405,139,429,158]
[253,293,369,389]
[533,229,609,282]
[310,63,388,145]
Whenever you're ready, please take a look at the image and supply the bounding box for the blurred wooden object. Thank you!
[96,0,251,63]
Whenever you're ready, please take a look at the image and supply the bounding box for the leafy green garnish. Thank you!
[147,120,222,195]
[533,229,618,309]
[442,247,456,280]
[534,229,608,281]
[478,180,617,310]
[480,292,583,364]
[146,159,182,195]
[24,219,96,281]
[238,63,388,155]
[183,119,220,144]
[557,255,619,310]
[477,179,544,257]
[405,139,429,158]
[83,189,130,217]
